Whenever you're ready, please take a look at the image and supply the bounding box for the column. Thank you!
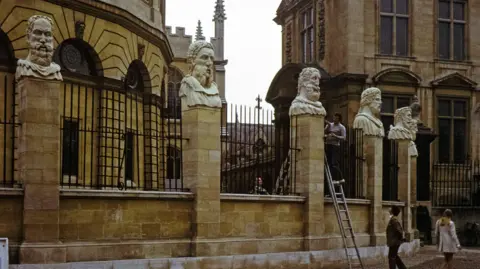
[397,140,414,241]
[17,78,65,263]
[364,136,384,245]
[410,155,418,239]
[182,106,221,256]
[291,114,325,250]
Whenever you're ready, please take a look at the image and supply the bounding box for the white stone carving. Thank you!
[388,106,418,157]
[15,15,62,82]
[353,87,384,137]
[179,40,222,109]
[289,67,326,117]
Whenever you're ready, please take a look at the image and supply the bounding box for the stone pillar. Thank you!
[17,78,65,263]
[291,114,325,250]
[364,136,384,245]
[182,107,221,256]
[396,140,415,241]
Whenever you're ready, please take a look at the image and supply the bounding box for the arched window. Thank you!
[53,38,102,77]
[125,60,151,93]
[166,146,181,190]
[167,67,183,119]
[0,30,14,69]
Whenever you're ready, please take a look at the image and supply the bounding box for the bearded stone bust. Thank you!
[388,107,418,156]
[179,40,222,109]
[353,87,384,137]
[15,15,62,82]
[289,67,326,117]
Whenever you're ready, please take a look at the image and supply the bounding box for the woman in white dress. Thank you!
[435,209,461,269]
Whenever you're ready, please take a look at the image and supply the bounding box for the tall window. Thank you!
[438,0,466,60]
[167,67,183,119]
[124,132,134,181]
[437,99,468,163]
[301,7,314,63]
[62,119,79,177]
[380,0,409,56]
[166,146,181,189]
[380,95,412,127]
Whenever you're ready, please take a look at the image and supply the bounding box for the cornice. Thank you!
[44,0,174,64]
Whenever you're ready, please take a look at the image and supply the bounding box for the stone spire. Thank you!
[195,20,205,41]
[213,0,226,21]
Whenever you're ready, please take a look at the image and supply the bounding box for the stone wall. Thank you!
[57,192,193,262]
[0,194,23,263]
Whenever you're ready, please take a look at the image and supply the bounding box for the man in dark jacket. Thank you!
[386,205,407,269]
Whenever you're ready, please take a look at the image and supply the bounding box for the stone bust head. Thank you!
[353,87,384,137]
[179,40,221,108]
[187,40,215,88]
[16,15,62,82]
[289,67,326,116]
[388,107,417,140]
[26,15,55,67]
[298,67,321,102]
[360,87,382,115]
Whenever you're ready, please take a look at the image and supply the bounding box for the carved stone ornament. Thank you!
[353,87,384,137]
[285,24,292,63]
[289,67,326,117]
[15,15,62,82]
[138,43,145,60]
[75,21,85,39]
[317,0,325,61]
[388,106,418,157]
[179,40,222,108]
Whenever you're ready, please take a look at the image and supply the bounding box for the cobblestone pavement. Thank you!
[353,246,480,269]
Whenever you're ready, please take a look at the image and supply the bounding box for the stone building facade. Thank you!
[269,0,480,163]
[0,1,424,268]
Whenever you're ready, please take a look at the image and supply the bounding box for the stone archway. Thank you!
[125,60,152,93]
[0,29,15,70]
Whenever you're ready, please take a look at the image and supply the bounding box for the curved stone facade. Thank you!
[0,0,172,94]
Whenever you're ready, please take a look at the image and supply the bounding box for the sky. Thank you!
[166,0,282,111]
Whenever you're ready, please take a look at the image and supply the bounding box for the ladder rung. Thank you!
[335,192,343,196]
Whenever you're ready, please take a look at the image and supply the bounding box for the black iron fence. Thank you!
[432,160,480,207]
[383,139,399,201]
[328,128,365,199]
[220,104,298,195]
[0,73,18,188]
[60,78,186,191]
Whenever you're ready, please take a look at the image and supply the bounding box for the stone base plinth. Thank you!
[11,240,421,269]
[19,243,66,264]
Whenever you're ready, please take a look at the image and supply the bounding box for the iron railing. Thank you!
[0,74,18,188]
[60,79,186,191]
[383,139,399,201]
[432,159,480,207]
[330,128,365,199]
[220,104,298,195]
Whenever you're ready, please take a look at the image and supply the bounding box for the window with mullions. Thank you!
[380,95,412,128]
[62,119,79,177]
[124,132,134,181]
[380,0,409,56]
[438,0,467,60]
[301,7,314,63]
[437,99,468,163]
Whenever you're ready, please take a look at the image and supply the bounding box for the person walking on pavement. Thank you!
[435,209,461,269]
[386,205,407,269]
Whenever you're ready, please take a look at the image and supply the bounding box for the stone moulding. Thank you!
[59,189,195,200]
[9,240,420,269]
[220,193,305,203]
